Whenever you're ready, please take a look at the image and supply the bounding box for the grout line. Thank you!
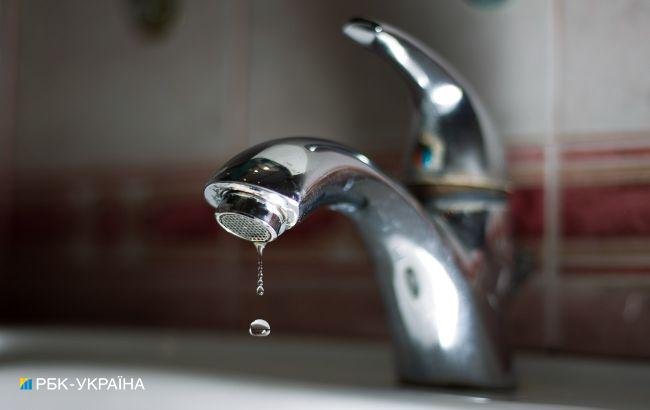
[542,0,565,348]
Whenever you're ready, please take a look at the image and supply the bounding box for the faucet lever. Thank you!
[343,17,507,191]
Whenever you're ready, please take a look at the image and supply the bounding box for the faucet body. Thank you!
[204,18,514,388]
[205,138,512,388]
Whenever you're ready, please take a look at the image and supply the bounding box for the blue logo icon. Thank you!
[19,378,32,390]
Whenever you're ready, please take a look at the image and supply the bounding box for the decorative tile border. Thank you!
[3,137,650,357]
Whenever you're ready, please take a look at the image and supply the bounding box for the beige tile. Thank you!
[15,0,243,172]
[560,0,650,136]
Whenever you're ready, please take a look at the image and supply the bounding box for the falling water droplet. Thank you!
[254,242,265,296]
[250,243,270,337]
[249,319,271,337]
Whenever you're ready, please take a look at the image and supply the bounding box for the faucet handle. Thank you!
[343,17,507,192]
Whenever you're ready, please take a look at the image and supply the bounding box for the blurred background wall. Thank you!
[1,0,649,357]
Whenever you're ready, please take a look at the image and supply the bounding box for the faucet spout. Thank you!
[205,137,513,388]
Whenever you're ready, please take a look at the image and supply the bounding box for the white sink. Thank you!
[0,328,648,409]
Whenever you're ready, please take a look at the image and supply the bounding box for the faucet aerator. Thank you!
[214,191,284,243]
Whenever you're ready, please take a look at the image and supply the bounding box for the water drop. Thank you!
[254,242,265,296]
[254,241,265,256]
[250,243,269,337]
[249,319,271,337]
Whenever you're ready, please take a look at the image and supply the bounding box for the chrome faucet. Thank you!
[204,18,513,388]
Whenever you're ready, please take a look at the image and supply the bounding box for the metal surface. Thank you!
[216,213,272,243]
[204,18,514,388]
[213,190,287,242]
[343,18,507,191]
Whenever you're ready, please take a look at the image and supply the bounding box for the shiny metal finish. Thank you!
[204,17,514,388]
[214,191,285,242]
[204,138,513,388]
[343,18,507,191]
[341,18,515,387]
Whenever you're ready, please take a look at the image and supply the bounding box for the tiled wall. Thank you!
[0,0,19,253]
[1,0,649,357]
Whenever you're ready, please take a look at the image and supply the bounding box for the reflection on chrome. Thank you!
[431,83,463,112]
[379,33,431,89]
[355,153,371,165]
[343,17,507,189]
[389,236,459,350]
